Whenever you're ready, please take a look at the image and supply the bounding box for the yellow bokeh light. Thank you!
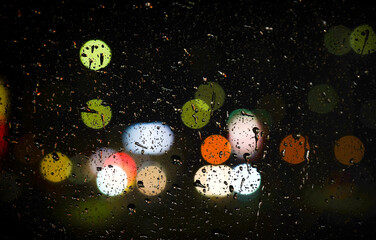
[40,152,72,183]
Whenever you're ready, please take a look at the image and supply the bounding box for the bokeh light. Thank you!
[227,109,265,161]
[334,135,365,165]
[88,147,116,176]
[181,99,211,129]
[96,165,128,196]
[80,40,112,70]
[103,152,137,187]
[350,24,376,55]
[194,165,232,197]
[201,134,231,165]
[231,164,261,195]
[194,82,225,111]
[324,25,352,55]
[308,84,339,114]
[136,164,167,196]
[68,154,93,185]
[0,78,10,118]
[40,152,72,182]
[122,122,174,155]
[81,99,112,129]
[279,134,310,164]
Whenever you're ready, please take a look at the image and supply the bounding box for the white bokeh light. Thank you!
[194,165,233,197]
[231,164,261,195]
[122,122,174,155]
[96,165,128,197]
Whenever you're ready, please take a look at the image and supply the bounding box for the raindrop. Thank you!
[194,180,205,188]
[137,181,145,188]
[127,204,136,214]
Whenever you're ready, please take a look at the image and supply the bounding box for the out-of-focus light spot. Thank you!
[350,25,376,55]
[256,94,286,123]
[360,100,376,129]
[252,109,273,130]
[88,147,116,176]
[194,165,232,197]
[308,84,338,114]
[122,122,174,155]
[231,164,261,195]
[227,109,265,161]
[194,82,225,111]
[201,135,231,165]
[334,136,364,165]
[324,25,352,55]
[80,40,111,70]
[0,117,9,158]
[136,165,167,196]
[81,99,112,129]
[68,154,93,185]
[96,165,128,197]
[181,99,211,129]
[103,152,137,187]
[14,134,42,164]
[0,77,10,118]
[40,152,72,182]
[0,172,22,202]
[279,134,310,164]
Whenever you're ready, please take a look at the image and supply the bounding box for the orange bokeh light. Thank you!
[334,136,365,165]
[279,134,310,164]
[103,152,137,186]
[201,135,231,165]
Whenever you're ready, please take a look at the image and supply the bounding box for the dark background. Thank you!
[1,0,376,239]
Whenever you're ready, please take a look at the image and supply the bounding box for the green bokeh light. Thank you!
[194,82,225,111]
[350,25,376,55]
[324,25,352,55]
[81,99,112,129]
[181,99,211,129]
[80,40,112,70]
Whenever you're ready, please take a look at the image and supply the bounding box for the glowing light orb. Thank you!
[103,152,137,187]
[201,135,231,165]
[227,109,265,161]
[0,79,10,118]
[81,99,112,129]
[14,134,42,164]
[80,40,111,70]
[88,148,116,176]
[324,25,352,55]
[122,122,174,155]
[360,100,376,129]
[194,165,232,197]
[68,154,93,185]
[0,117,8,158]
[181,99,211,129]
[231,164,261,195]
[194,82,225,111]
[279,134,310,164]
[96,165,128,196]
[308,84,338,114]
[350,25,376,55]
[40,152,72,182]
[256,94,286,123]
[136,165,167,196]
[334,136,364,165]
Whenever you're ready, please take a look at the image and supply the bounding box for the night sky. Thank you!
[1,0,376,239]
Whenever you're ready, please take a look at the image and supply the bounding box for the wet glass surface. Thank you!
[1,0,376,239]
